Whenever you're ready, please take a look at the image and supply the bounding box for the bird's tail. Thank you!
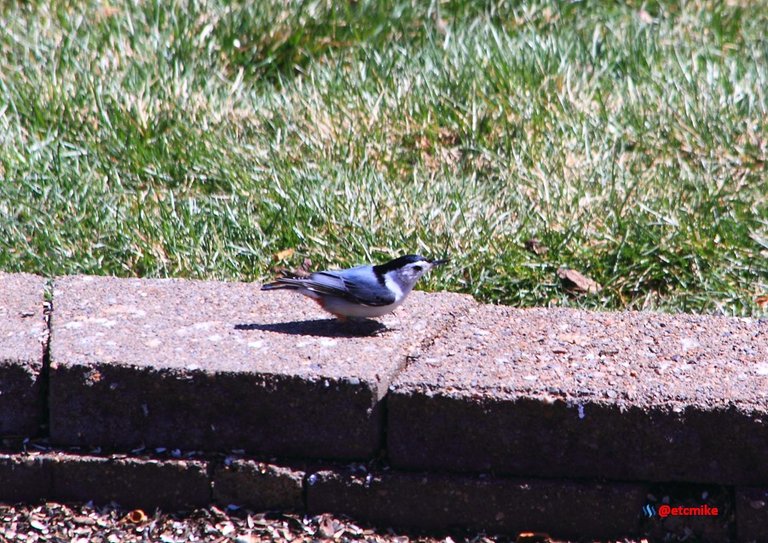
[261,278,305,291]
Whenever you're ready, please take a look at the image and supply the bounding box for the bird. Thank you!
[261,254,448,320]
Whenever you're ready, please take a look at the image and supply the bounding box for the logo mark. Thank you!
[642,503,719,518]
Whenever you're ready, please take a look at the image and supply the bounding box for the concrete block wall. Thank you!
[1,272,767,541]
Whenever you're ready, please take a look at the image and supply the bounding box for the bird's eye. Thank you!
[413,265,423,272]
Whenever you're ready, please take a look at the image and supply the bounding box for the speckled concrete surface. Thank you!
[49,275,475,457]
[736,487,768,542]
[213,459,305,511]
[50,453,210,509]
[0,453,49,503]
[0,272,47,435]
[389,305,768,485]
[0,452,209,509]
[0,447,737,541]
[5,269,767,537]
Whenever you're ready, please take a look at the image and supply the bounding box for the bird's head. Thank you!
[374,254,449,290]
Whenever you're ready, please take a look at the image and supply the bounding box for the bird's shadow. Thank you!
[234,318,389,338]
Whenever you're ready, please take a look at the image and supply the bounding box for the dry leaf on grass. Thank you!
[524,239,549,256]
[273,248,296,261]
[637,9,655,24]
[271,258,312,279]
[556,267,602,294]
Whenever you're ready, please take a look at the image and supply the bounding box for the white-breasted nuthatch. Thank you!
[261,254,448,320]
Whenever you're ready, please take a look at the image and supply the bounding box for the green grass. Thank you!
[1,0,766,315]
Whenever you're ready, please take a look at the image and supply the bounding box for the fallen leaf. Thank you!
[273,248,295,261]
[557,267,602,294]
[524,238,549,256]
[431,11,449,35]
[438,127,460,146]
[217,521,235,536]
[271,258,312,279]
[637,9,654,23]
[516,532,552,543]
[316,515,335,539]
[98,5,121,18]
[123,509,147,524]
[756,295,768,308]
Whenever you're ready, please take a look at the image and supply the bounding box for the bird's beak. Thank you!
[429,258,449,267]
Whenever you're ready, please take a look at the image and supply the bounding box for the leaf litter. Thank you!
[0,502,647,543]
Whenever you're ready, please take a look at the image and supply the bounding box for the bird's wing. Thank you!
[281,268,394,306]
[333,268,397,306]
[262,266,397,306]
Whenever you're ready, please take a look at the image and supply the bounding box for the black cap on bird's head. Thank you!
[373,254,449,276]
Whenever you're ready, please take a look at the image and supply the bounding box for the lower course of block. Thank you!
[213,458,305,511]
[0,452,209,510]
[0,452,738,540]
[306,468,648,539]
[737,487,768,543]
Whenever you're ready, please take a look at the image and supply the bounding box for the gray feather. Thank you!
[262,267,396,306]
